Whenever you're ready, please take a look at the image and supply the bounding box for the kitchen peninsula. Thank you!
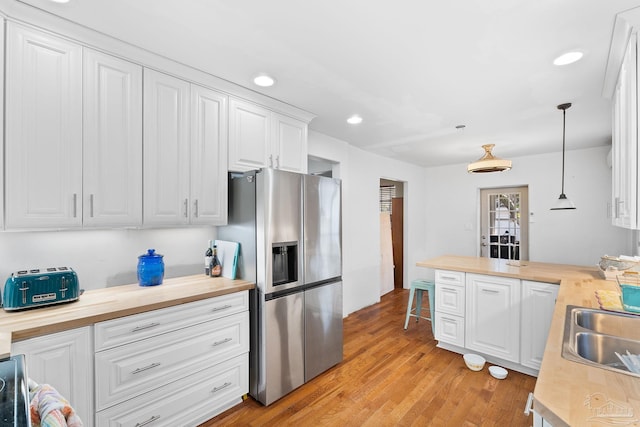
[418,255,640,427]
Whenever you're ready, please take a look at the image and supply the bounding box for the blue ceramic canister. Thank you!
[137,249,164,286]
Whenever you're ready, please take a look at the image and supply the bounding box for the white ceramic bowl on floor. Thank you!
[463,353,486,371]
[489,365,508,379]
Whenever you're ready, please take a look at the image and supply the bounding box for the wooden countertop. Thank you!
[418,255,640,427]
[416,254,598,283]
[0,275,254,359]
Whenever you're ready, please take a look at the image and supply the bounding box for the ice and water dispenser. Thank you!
[272,242,298,286]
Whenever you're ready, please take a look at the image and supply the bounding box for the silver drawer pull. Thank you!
[213,337,232,347]
[211,382,232,394]
[440,275,458,280]
[131,322,161,333]
[135,415,161,427]
[212,304,232,312]
[481,289,500,294]
[131,362,161,375]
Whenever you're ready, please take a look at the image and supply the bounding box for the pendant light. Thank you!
[550,103,576,210]
[467,144,512,173]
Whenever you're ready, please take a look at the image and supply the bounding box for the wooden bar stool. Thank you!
[404,279,435,335]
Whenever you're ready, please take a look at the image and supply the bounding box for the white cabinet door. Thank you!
[143,69,190,225]
[83,49,143,227]
[12,327,94,427]
[228,98,271,172]
[435,312,465,347]
[521,281,558,370]
[466,273,521,362]
[5,23,82,229]
[611,32,638,229]
[272,112,308,173]
[190,84,228,225]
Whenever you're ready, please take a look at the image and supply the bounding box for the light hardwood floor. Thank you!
[201,289,537,426]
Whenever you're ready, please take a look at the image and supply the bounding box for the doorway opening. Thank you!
[479,186,529,261]
[380,179,405,296]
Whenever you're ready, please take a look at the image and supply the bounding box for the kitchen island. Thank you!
[418,255,640,427]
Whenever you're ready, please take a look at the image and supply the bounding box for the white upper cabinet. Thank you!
[190,85,228,225]
[83,49,143,227]
[229,97,308,173]
[611,32,638,229]
[272,112,308,173]
[144,69,229,226]
[143,69,191,226]
[5,23,83,229]
[228,98,271,171]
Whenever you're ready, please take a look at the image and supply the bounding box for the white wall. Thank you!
[308,130,428,316]
[423,146,631,273]
[0,227,214,290]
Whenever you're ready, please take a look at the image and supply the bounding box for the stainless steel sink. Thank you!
[575,307,640,340]
[561,305,640,377]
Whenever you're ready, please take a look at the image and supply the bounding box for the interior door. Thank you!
[480,186,529,261]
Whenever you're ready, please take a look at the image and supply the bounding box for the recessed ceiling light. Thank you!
[553,51,584,66]
[49,0,70,3]
[253,74,275,87]
[347,115,363,125]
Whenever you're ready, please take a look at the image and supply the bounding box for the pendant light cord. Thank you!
[561,107,566,195]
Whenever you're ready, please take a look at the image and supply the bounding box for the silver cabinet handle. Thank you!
[211,382,232,394]
[89,194,94,217]
[481,288,500,294]
[212,304,232,312]
[135,415,161,427]
[184,198,189,217]
[193,199,199,218]
[131,362,161,375]
[131,322,160,333]
[440,275,458,281]
[269,154,273,167]
[73,194,78,218]
[275,155,280,169]
[213,337,232,347]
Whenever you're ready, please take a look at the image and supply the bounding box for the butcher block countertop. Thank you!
[0,275,254,360]
[418,255,640,427]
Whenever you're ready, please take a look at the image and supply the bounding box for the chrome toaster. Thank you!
[2,267,80,311]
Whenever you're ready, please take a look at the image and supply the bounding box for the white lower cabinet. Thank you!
[12,327,94,427]
[95,353,248,427]
[466,273,520,362]
[94,291,249,426]
[434,270,466,346]
[521,281,559,370]
[434,270,557,375]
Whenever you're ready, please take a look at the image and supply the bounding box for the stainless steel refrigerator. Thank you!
[218,168,342,406]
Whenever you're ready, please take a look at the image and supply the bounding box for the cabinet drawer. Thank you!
[95,291,248,351]
[435,313,464,347]
[96,353,248,427]
[95,311,248,411]
[435,282,465,317]
[435,270,464,285]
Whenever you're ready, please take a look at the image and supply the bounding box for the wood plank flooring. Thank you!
[200,289,536,426]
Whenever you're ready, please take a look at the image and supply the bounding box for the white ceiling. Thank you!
[15,0,640,167]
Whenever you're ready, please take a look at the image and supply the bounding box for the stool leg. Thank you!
[404,287,416,329]
[415,289,423,323]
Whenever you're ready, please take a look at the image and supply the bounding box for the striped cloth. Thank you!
[28,380,83,427]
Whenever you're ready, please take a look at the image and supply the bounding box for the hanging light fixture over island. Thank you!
[550,103,576,210]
